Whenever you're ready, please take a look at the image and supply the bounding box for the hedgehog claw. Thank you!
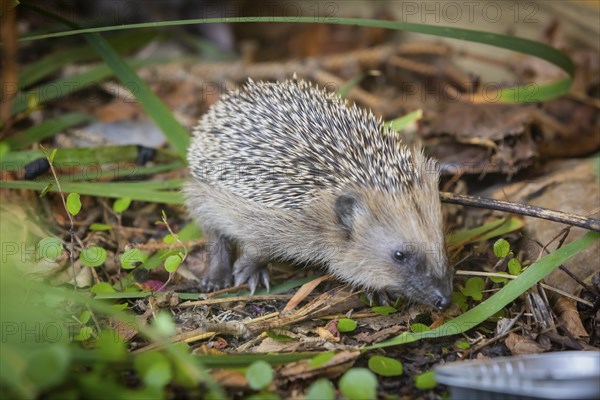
[233,257,270,294]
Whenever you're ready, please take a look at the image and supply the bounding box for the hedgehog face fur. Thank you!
[323,182,452,310]
[185,78,453,310]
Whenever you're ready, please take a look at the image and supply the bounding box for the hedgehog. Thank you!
[184,78,453,310]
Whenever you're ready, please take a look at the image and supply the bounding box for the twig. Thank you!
[440,192,600,232]
[178,294,294,308]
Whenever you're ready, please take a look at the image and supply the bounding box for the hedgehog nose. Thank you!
[433,291,452,311]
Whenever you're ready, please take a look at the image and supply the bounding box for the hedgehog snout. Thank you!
[429,273,453,311]
[432,289,452,311]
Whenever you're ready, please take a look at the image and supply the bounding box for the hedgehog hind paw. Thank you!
[198,230,233,293]
[199,276,231,292]
[233,258,270,295]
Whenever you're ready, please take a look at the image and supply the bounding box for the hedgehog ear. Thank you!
[335,192,366,234]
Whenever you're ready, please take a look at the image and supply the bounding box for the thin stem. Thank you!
[42,147,77,289]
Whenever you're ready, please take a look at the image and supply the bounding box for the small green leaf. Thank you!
[74,326,93,341]
[25,345,70,391]
[154,312,176,337]
[306,378,335,400]
[493,238,511,258]
[338,318,358,332]
[134,351,172,389]
[163,233,176,244]
[89,223,112,231]
[461,277,485,301]
[451,291,468,312]
[414,370,437,390]
[0,141,9,158]
[164,253,182,273]
[246,360,273,390]
[113,197,132,213]
[37,236,63,260]
[339,368,377,400]
[371,306,397,315]
[310,352,334,368]
[91,282,116,294]
[96,330,127,361]
[368,355,403,377]
[489,272,510,284]
[456,340,470,350]
[66,192,81,216]
[79,310,91,324]
[508,258,522,275]
[120,248,147,269]
[80,246,107,267]
[410,323,430,333]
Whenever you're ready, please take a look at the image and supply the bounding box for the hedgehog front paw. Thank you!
[233,256,270,295]
[364,290,396,306]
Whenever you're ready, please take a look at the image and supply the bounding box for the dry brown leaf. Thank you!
[505,332,548,355]
[278,350,360,382]
[325,319,340,337]
[355,325,404,344]
[283,275,332,313]
[253,337,303,353]
[554,297,589,338]
[211,369,248,389]
[192,344,226,356]
[110,310,150,342]
[95,101,141,122]
[430,314,447,329]
[207,336,229,350]
[315,326,339,342]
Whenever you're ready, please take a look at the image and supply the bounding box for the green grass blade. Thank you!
[385,109,423,131]
[19,30,161,88]
[17,17,573,102]
[366,231,599,349]
[447,217,524,246]
[0,180,184,204]
[11,57,170,116]
[1,145,139,170]
[63,162,184,182]
[0,145,179,171]
[83,32,189,158]
[4,112,95,150]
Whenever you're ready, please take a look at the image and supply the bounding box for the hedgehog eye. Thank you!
[392,250,406,263]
